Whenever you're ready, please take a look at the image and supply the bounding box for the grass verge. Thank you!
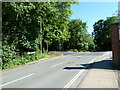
[2,52,62,70]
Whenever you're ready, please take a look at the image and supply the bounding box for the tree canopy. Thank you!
[2,2,96,66]
[2,2,76,63]
[92,16,118,51]
[65,19,95,51]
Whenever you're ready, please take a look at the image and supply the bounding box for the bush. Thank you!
[2,44,17,63]
[2,51,50,69]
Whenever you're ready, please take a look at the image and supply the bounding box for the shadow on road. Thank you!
[63,59,120,70]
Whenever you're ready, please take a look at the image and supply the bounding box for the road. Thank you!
[1,51,111,88]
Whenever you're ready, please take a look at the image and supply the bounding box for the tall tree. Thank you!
[65,19,95,51]
[92,16,118,51]
[2,2,76,63]
[41,2,74,52]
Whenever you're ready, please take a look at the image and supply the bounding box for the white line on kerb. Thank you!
[0,73,34,87]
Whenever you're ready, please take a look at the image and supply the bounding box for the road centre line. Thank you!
[51,54,84,68]
[0,73,34,87]
[51,55,83,68]
[103,52,109,56]
[64,53,107,88]
[77,56,82,57]
[51,61,66,68]
[106,52,110,56]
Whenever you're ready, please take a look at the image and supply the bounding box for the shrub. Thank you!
[2,44,16,63]
[2,51,50,69]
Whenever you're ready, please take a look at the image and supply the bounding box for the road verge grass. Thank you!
[2,52,62,70]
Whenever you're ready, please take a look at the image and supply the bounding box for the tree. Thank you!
[46,2,76,51]
[2,2,77,63]
[41,2,74,52]
[65,19,95,51]
[92,16,118,51]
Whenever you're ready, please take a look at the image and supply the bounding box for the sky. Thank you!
[70,2,118,34]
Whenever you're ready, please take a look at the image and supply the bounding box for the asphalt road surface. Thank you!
[1,51,112,88]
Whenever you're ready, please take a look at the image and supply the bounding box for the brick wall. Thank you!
[111,23,120,68]
[111,23,120,90]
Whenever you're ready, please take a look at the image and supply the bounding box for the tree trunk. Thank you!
[42,41,48,53]
[46,43,48,52]
[62,42,64,51]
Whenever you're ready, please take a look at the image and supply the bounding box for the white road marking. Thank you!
[51,61,66,68]
[106,52,110,56]
[88,57,99,64]
[103,52,108,56]
[64,69,85,88]
[51,55,83,68]
[77,56,82,58]
[104,52,110,56]
[64,54,107,88]
[0,73,34,87]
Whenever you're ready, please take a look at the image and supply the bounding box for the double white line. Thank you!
[64,69,85,88]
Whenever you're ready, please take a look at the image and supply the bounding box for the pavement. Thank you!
[1,51,119,89]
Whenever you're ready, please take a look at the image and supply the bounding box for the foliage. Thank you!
[2,52,49,69]
[2,2,42,52]
[65,19,96,51]
[92,16,118,51]
[41,2,74,51]
[2,2,75,47]
[2,2,77,69]
[2,2,96,69]
[2,44,17,63]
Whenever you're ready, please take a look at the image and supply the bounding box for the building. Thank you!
[111,23,120,68]
[110,1,120,90]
